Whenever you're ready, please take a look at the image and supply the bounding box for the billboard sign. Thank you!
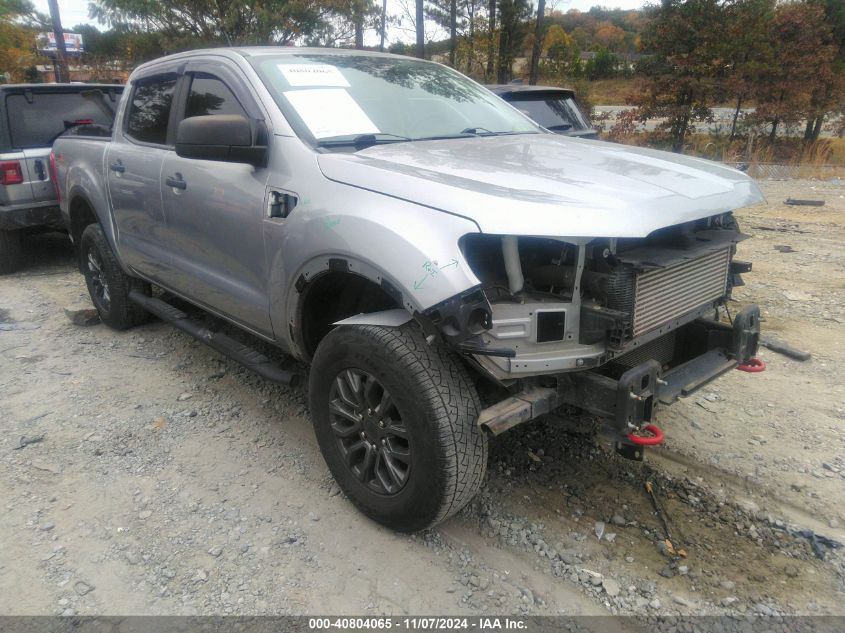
[37,32,84,54]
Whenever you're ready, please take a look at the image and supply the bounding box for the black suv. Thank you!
[487,85,598,139]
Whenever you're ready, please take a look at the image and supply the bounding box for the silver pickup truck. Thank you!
[0,83,122,273]
[53,48,764,531]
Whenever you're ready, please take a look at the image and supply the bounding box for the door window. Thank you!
[125,75,177,145]
[185,74,248,119]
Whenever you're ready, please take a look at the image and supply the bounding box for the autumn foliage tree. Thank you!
[495,0,531,82]
[721,0,774,138]
[802,0,845,140]
[621,0,844,150]
[750,2,834,140]
[624,0,728,152]
[91,0,378,48]
[593,22,624,51]
[0,0,47,81]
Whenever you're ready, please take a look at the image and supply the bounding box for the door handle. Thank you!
[165,174,187,190]
[34,159,46,181]
[109,161,125,173]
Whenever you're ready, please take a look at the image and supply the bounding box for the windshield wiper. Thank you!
[461,127,494,135]
[486,130,540,136]
[317,133,412,149]
[427,129,539,139]
[320,129,540,147]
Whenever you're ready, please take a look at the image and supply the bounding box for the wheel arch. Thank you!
[67,186,122,272]
[67,192,100,273]
[287,256,421,362]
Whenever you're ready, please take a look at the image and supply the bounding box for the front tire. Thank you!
[309,323,488,531]
[0,230,24,274]
[80,224,150,329]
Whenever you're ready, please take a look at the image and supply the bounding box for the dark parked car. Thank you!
[487,85,598,139]
[0,83,122,273]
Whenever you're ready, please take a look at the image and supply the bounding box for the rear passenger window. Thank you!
[185,74,247,119]
[126,75,177,145]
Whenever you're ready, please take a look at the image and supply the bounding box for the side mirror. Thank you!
[175,114,268,167]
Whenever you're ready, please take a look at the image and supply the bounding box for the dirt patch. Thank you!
[0,181,843,619]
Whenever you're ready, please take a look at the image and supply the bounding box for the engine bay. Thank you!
[457,212,750,380]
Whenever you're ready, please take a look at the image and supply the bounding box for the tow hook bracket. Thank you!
[612,361,661,461]
[615,360,660,433]
[615,423,665,462]
[614,441,645,461]
[732,303,761,362]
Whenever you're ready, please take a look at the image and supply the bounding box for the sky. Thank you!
[35,0,648,36]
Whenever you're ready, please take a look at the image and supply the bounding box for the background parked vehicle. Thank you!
[0,83,122,274]
[486,85,598,139]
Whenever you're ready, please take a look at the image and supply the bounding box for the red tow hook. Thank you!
[737,357,766,373]
[626,423,665,446]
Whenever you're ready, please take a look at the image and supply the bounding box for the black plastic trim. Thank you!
[128,290,297,386]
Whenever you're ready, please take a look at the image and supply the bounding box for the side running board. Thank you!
[128,290,298,386]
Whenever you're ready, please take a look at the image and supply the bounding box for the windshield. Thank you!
[250,53,540,147]
[506,93,590,132]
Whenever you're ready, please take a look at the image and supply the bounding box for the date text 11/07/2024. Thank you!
[308,617,528,630]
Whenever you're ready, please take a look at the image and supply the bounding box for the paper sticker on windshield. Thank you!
[278,64,350,87]
[284,89,379,139]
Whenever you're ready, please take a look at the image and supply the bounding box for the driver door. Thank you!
[159,65,273,337]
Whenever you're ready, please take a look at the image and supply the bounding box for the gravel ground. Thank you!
[0,179,843,621]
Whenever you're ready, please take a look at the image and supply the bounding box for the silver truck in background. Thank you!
[53,48,764,531]
[0,83,122,273]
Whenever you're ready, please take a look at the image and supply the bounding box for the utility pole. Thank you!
[47,0,69,82]
[415,0,425,58]
[380,0,387,51]
[449,0,456,67]
[485,0,495,80]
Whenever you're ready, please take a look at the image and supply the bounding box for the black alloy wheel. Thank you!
[86,248,111,313]
[329,368,411,495]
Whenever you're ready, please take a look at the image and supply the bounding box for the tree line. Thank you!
[1,0,842,149]
[413,0,843,147]
[2,0,651,84]
[619,0,845,150]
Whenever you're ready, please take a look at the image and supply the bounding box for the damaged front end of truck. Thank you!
[421,211,761,460]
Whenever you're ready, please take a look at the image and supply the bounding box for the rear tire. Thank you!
[309,323,488,532]
[80,224,150,329]
[0,230,24,274]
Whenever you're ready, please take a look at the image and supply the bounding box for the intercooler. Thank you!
[632,248,730,337]
[608,247,731,339]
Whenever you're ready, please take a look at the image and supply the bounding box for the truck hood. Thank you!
[317,134,764,238]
